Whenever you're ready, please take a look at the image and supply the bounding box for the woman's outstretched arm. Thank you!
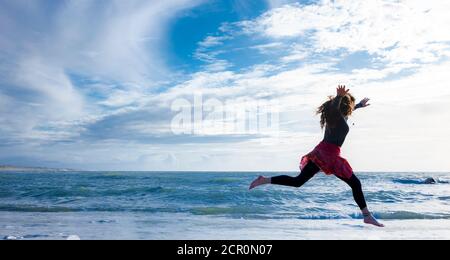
[355,97,371,110]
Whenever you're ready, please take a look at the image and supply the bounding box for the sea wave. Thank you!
[2,202,450,221]
[209,178,241,184]
[190,206,266,216]
[17,186,168,198]
[190,207,450,220]
[374,211,450,220]
[0,205,77,213]
[393,178,449,185]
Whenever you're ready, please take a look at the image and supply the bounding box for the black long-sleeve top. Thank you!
[323,96,362,147]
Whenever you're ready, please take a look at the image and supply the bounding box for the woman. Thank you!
[249,85,384,227]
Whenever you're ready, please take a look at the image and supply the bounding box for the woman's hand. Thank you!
[336,85,350,97]
[358,98,371,108]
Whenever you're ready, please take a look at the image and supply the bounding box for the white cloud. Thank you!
[280,44,310,62]
[58,0,204,84]
[98,89,143,108]
[198,36,231,48]
[245,0,450,65]
[250,42,284,54]
[203,60,233,72]
[265,0,297,9]
[195,34,235,71]
[1,0,206,87]
[0,0,204,143]
[15,57,84,119]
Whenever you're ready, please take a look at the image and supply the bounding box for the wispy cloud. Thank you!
[0,0,203,143]
[242,1,450,65]
[198,36,232,48]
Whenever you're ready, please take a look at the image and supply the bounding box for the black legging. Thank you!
[271,162,367,210]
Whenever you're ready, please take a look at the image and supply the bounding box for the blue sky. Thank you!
[1,0,450,171]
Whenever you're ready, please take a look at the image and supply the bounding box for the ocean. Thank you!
[1,171,450,240]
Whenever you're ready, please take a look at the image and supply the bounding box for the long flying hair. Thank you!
[317,94,356,129]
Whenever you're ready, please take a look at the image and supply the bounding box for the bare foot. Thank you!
[249,176,269,190]
[364,214,385,227]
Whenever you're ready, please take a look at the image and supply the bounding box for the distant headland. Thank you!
[0,165,76,172]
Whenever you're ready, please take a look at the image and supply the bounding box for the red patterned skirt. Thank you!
[300,141,353,180]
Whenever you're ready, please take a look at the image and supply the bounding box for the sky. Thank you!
[1,0,450,172]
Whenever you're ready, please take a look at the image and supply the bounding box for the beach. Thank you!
[2,212,450,240]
